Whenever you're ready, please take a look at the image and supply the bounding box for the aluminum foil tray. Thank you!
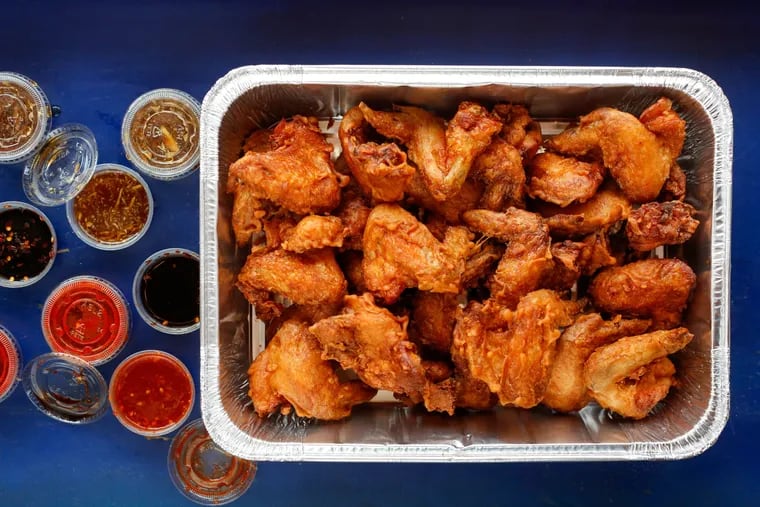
[200,65,732,462]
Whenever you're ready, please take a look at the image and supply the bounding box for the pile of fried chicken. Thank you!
[227,97,699,421]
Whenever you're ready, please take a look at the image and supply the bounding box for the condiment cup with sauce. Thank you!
[0,72,52,165]
[122,89,200,181]
[109,350,195,437]
[132,248,200,335]
[41,275,131,365]
[22,352,109,424]
[65,163,153,250]
[0,201,56,288]
[0,325,22,403]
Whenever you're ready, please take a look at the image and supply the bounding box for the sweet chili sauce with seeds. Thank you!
[0,207,54,282]
[139,255,200,327]
[72,170,149,244]
[112,352,193,432]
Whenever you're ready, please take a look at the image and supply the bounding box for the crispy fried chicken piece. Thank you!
[406,171,484,223]
[359,102,500,201]
[338,106,415,202]
[334,187,372,251]
[362,204,474,304]
[242,128,273,153]
[660,162,687,201]
[472,137,526,210]
[463,208,552,308]
[453,290,581,408]
[462,241,504,288]
[589,258,696,328]
[584,327,693,419]
[262,215,297,248]
[527,152,605,207]
[248,319,376,420]
[280,215,347,253]
[625,201,699,252]
[231,189,267,246]
[543,314,650,412]
[228,116,347,215]
[492,103,542,161]
[536,183,631,237]
[543,230,618,290]
[410,292,459,354]
[309,293,427,404]
[546,99,685,203]
[236,247,347,321]
[338,250,368,293]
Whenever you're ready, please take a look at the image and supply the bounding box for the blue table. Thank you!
[0,1,755,505]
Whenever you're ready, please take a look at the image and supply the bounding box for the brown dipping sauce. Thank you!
[0,81,39,153]
[129,98,198,170]
[72,170,150,244]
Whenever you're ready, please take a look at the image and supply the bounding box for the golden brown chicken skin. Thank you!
[625,201,699,252]
[405,171,484,224]
[471,137,526,211]
[248,319,376,420]
[588,258,696,328]
[492,103,542,161]
[362,204,474,304]
[227,116,347,215]
[527,152,605,207]
[410,291,459,354]
[546,99,685,203]
[584,327,693,419]
[463,208,552,308]
[359,102,500,201]
[338,106,416,203]
[453,290,582,408]
[280,215,347,253]
[543,314,650,413]
[236,247,347,321]
[536,183,631,238]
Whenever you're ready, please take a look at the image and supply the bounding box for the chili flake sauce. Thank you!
[110,350,194,436]
[72,169,150,245]
[0,204,55,285]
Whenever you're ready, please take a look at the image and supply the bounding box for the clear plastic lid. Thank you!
[0,325,22,403]
[22,123,98,206]
[0,201,57,288]
[168,419,256,505]
[22,352,109,424]
[65,163,154,251]
[41,276,130,366]
[122,89,200,181]
[0,72,52,165]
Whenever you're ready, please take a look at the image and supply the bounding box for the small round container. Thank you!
[0,325,22,403]
[22,352,109,424]
[22,123,98,207]
[0,72,52,165]
[132,248,200,335]
[109,350,195,437]
[65,163,153,250]
[168,419,256,505]
[122,89,200,181]
[41,276,130,365]
[0,201,56,288]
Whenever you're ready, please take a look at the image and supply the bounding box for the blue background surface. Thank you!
[0,1,756,505]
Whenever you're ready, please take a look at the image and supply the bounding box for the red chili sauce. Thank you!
[112,353,192,431]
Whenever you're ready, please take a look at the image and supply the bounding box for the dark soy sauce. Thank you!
[139,255,200,327]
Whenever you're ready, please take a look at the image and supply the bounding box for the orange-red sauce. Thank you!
[112,354,192,430]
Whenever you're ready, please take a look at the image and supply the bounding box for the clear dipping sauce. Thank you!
[110,350,194,436]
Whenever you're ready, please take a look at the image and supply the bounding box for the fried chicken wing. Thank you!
[248,319,376,420]
[410,292,459,354]
[237,247,347,320]
[334,187,372,251]
[660,162,687,201]
[546,99,685,203]
[281,215,347,253]
[338,106,415,202]
[453,290,581,408]
[362,204,474,303]
[406,171,484,224]
[463,208,552,308]
[584,327,693,419]
[228,116,346,215]
[309,293,427,403]
[543,314,650,412]
[472,137,526,210]
[625,201,699,252]
[527,152,605,207]
[536,183,631,237]
[462,240,504,288]
[359,102,500,201]
[231,189,267,246]
[588,258,696,328]
[492,103,542,161]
